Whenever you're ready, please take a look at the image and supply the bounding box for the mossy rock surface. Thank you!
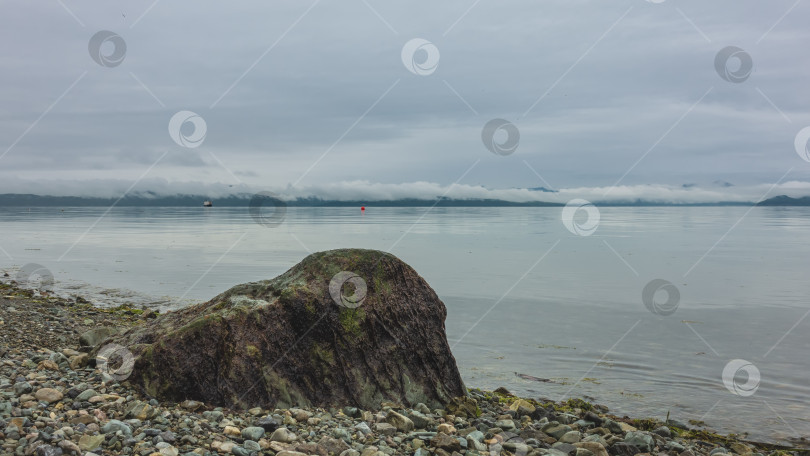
[99,248,465,410]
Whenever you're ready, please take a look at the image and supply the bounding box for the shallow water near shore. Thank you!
[1,206,809,445]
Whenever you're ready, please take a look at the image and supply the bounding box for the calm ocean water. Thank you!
[1,206,809,444]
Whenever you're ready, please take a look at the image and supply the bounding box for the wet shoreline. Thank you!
[0,282,806,455]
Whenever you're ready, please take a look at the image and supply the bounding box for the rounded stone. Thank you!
[241,426,266,441]
[34,388,63,404]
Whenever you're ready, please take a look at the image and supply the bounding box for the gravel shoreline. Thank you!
[0,282,805,456]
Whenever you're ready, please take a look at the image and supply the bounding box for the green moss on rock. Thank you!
[338,307,365,339]
[311,342,335,365]
[246,345,260,358]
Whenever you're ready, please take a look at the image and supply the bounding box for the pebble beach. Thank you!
[0,281,805,456]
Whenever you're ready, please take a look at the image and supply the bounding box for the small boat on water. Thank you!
[203,200,213,207]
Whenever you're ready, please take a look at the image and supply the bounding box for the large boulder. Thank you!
[100,248,465,409]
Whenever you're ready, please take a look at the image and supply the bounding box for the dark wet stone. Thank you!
[256,416,281,432]
[584,412,604,426]
[609,442,640,456]
[653,426,671,438]
[531,407,554,422]
[552,443,578,455]
[431,433,462,452]
[159,430,176,443]
[97,249,466,410]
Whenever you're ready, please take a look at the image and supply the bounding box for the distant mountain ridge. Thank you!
[0,193,563,207]
[756,195,810,206]
[0,193,790,207]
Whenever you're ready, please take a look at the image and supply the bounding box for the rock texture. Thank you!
[100,248,465,410]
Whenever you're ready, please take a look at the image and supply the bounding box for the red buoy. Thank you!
[361,206,365,211]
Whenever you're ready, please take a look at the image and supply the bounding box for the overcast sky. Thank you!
[2,1,810,202]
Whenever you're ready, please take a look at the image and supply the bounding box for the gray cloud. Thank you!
[1,1,809,198]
